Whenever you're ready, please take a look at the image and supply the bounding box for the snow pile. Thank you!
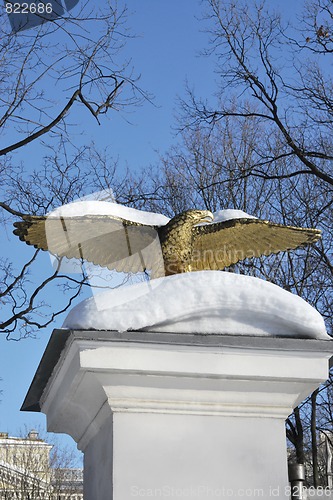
[49,201,257,227]
[212,209,257,223]
[49,200,170,226]
[62,271,330,339]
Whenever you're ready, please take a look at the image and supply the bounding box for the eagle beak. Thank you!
[200,212,214,224]
[204,212,214,222]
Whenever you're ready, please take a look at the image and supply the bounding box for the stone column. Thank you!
[22,330,332,500]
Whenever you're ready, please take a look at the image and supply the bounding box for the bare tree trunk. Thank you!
[295,407,305,465]
[311,389,320,487]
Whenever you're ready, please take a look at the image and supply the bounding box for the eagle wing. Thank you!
[13,215,163,274]
[191,218,321,271]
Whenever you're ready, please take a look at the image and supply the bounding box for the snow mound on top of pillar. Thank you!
[62,271,330,340]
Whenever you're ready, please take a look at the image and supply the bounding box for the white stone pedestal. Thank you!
[22,330,332,500]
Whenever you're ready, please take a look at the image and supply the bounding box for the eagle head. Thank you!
[159,209,213,276]
[184,209,214,226]
[160,209,214,238]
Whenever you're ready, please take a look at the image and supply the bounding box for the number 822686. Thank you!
[5,2,53,14]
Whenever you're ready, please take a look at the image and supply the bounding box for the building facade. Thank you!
[0,431,83,499]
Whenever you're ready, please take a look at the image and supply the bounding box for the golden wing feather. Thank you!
[191,218,321,271]
[13,215,162,274]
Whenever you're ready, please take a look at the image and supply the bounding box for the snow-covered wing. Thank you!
[49,200,170,226]
[191,218,321,270]
[13,215,163,274]
[212,209,257,222]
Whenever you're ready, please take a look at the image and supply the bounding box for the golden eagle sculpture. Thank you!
[13,203,321,278]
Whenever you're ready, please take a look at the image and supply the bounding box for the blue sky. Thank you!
[0,0,304,456]
[71,0,217,171]
[0,0,216,455]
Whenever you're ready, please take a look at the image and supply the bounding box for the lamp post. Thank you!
[288,463,305,500]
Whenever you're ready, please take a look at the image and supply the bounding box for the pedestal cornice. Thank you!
[22,329,332,451]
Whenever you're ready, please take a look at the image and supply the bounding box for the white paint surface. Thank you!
[37,331,332,500]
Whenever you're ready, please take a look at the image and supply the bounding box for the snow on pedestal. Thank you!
[63,271,330,339]
[22,272,332,500]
